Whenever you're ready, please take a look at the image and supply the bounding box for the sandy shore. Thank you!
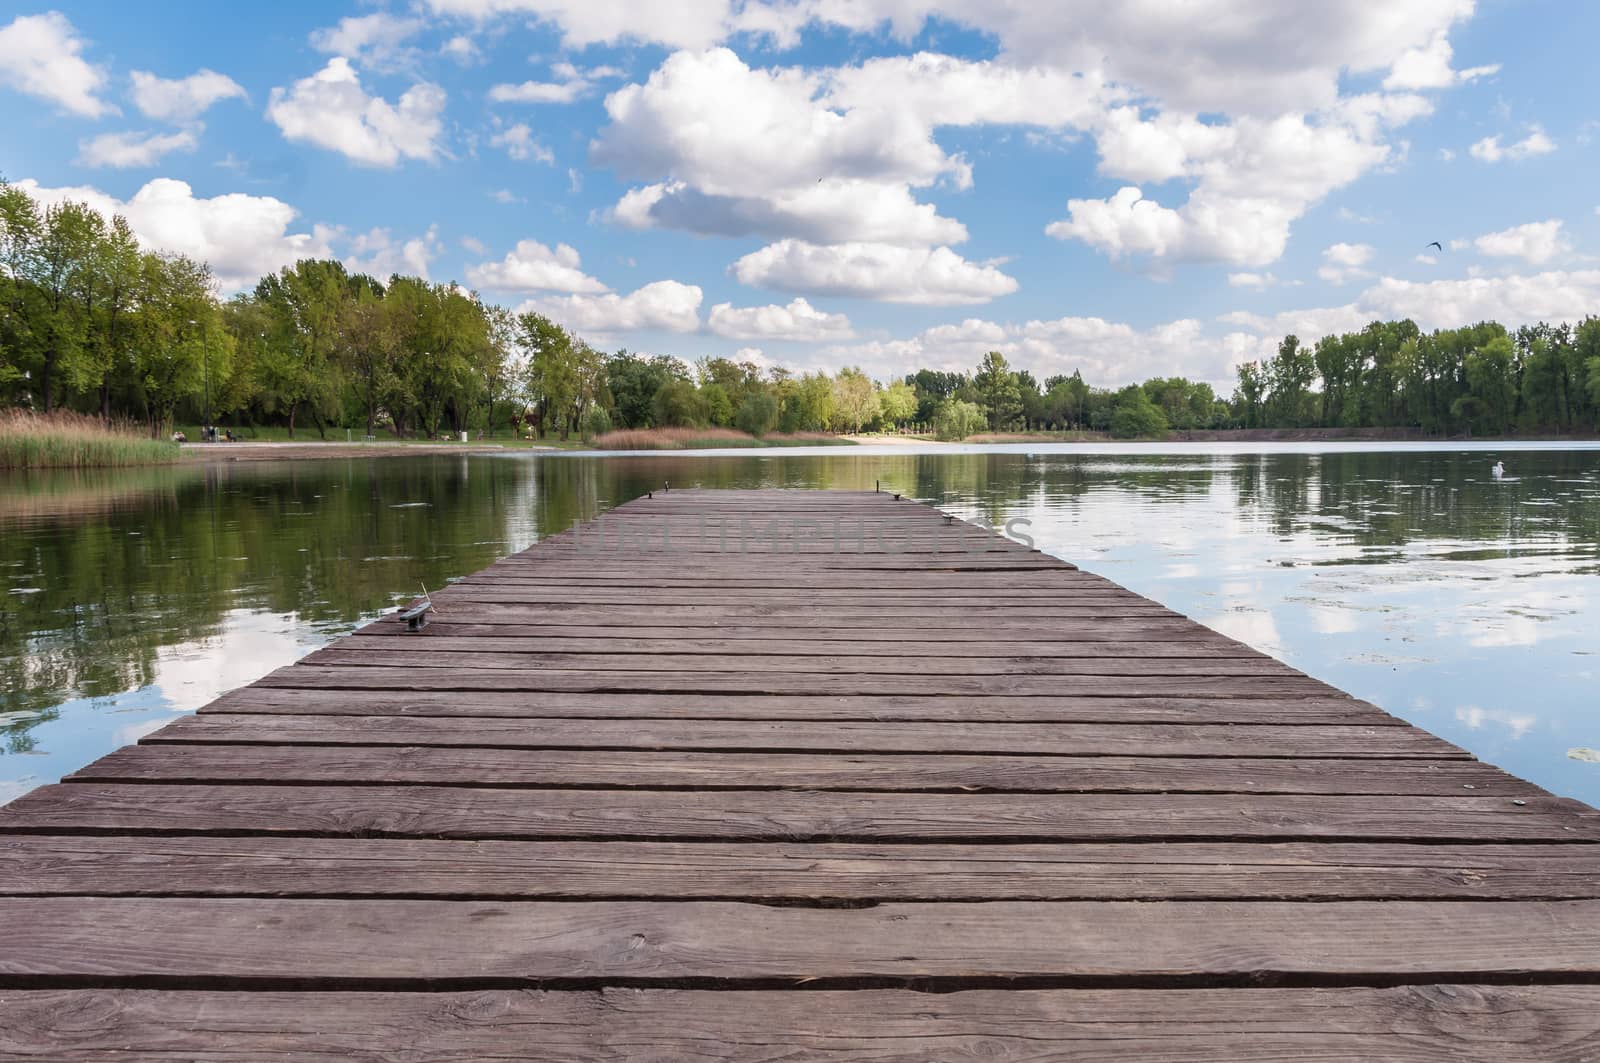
[842,434,936,445]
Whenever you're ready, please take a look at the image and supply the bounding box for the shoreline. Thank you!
[73,429,1600,467]
[179,441,534,462]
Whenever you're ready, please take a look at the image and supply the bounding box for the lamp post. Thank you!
[189,318,211,439]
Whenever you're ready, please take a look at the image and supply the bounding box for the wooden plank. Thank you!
[356,619,1222,642]
[392,608,1189,629]
[5,784,1594,842]
[507,559,1072,571]
[459,571,1120,588]
[8,836,1599,900]
[450,580,1139,596]
[69,745,1528,795]
[300,648,1299,676]
[6,985,1599,1061]
[141,714,1465,758]
[252,665,1342,698]
[4,898,1600,985]
[427,603,1181,623]
[342,634,1269,659]
[434,590,1149,605]
[522,546,1035,557]
[432,591,1171,611]
[505,553,1070,567]
[451,564,1111,585]
[204,687,1396,724]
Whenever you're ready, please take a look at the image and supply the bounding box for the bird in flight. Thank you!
[1425,241,1443,252]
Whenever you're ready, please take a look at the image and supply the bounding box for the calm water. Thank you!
[3,443,1599,805]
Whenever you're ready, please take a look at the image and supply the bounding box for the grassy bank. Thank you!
[0,411,180,469]
[590,427,854,450]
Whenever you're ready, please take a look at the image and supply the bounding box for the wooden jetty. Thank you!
[3,488,1600,1059]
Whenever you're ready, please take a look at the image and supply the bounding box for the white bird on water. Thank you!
[1492,461,1506,480]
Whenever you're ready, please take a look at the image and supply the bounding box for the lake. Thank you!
[3,441,1598,806]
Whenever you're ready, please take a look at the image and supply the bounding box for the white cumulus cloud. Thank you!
[77,129,198,169]
[595,49,960,198]
[1470,128,1556,162]
[1382,32,1499,90]
[441,35,480,64]
[266,58,446,167]
[345,225,443,280]
[707,297,855,341]
[423,0,764,50]
[309,13,426,67]
[609,179,965,247]
[467,240,609,293]
[1318,241,1376,284]
[129,69,247,122]
[1047,96,1428,267]
[731,240,1019,306]
[0,11,112,117]
[1472,220,1570,265]
[489,61,623,104]
[489,123,553,163]
[592,48,980,248]
[518,280,703,333]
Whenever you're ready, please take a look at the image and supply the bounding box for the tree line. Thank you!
[1232,319,1600,437]
[6,180,1600,440]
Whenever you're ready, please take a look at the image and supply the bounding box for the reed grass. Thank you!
[590,427,853,450]
[0,410,181,469]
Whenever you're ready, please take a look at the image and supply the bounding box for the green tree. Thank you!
[0,182,45,401]
[336,282,395,438]
[607,352,686,428]
[974,350,1023,429]
[880,379,918,428]
[1109,386,1169,438]
[908,369,966,423]
[1517,323,1581,433]
[253,259,353,437]
[932,398,985,441]
[830,366,881,432]
[580,403,612,440]
[518,311,574,438]
[133,253,228,436]
[1232,361,1266,428]
[1043,371,1089,429]
[698,356,764,412]
[782,371,834,431]
[734,389,779,437]
[701,381,734,427]
[651,377,709,426]
[32,199,110,412]
[481,303,517,438]
[564,341,606,439]
[1463,334,1516,435]
[81,214,142,422]
[1265,334,1315,427]
[217,294,273,425]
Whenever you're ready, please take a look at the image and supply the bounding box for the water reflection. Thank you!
[3,445,1598,803]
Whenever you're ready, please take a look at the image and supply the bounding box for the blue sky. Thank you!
[3,0,1596,387]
